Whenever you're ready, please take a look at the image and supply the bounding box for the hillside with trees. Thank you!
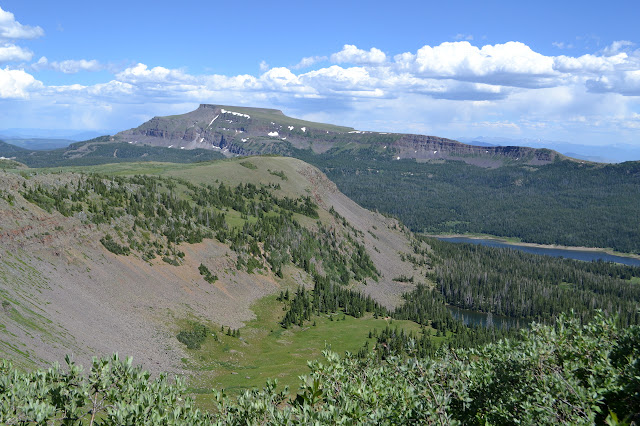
[3,105,637,254]
[296,149,640,253]
[0,156,422,373]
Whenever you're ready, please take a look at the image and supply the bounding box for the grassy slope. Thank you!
[36,157,305,191]
[187,292,429,407]
[163,158,427,398]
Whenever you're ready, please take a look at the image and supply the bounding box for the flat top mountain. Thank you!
[0,104,575,169]
[115,104,566,167]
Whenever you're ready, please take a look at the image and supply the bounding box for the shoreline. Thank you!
[422,233,640,261]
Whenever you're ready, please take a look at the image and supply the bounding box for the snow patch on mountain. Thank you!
[220,109,250,119]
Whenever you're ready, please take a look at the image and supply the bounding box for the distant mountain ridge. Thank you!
[0,128,108,141]
[0,105,577,168]
[458,136,640,163]
[1,138,74,151]
[116,104,353,157]
[4,108,635,165]
[115,104,567,167]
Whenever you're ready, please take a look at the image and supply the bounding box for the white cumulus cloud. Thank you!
[331,45,387,65]
[586,70,640,96]
[52,59,102,74]
[601,40,635,56]
[293,55,327,69]
[301,66,375,90]
[260,67,316,96]
[203,73,259,91]
[0,6,44,41]
[553,53,629,73]
[395,41,556,88]
[116,63,195,84]
[0,43,33,63]
[0,67,41,98]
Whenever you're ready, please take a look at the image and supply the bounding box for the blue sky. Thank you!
[1,0,639,147]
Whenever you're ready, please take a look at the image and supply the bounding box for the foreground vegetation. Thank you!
[2,314,637,425]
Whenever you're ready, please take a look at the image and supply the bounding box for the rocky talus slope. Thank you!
[0,157,423,372]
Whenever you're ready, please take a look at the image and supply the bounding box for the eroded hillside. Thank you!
[0,157,423,372]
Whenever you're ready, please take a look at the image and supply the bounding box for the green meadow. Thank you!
[181,293,430,409]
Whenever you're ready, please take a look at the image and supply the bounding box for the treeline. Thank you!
[376,235,640,358]
[3,314,638,424]
[295,149,640,253]
[365,325,436,359]
[280,266,517,356]
[422,236,640,326]
[280,273,389,328]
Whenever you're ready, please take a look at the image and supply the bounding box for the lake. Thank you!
[438,235,640,328]
[436,236,640,267]
[446,305,527,329]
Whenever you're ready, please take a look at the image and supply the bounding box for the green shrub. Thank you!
[100,235,130,255]
[0,354,212,424]
[239,161,257,170]
[268,169,288,180]
[176,323,209,350]
[1,314,638,424]
[392,275,414,283]
[162,256,180,266]
[246,257,263,274]
[198,263,218,283]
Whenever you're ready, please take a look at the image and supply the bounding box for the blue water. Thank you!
[438,236,640,328]
[446,305,526,329]
[436,237,640,267]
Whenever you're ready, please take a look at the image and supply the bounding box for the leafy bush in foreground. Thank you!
[1,314,638,424]
[0,354,210,425]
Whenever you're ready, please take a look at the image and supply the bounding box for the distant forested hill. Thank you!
[295,149,640,253]
[0,139,224,167]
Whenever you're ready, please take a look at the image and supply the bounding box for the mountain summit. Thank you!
[116,104,353,157]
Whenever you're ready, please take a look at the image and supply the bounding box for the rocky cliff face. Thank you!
[392,134,560,166]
